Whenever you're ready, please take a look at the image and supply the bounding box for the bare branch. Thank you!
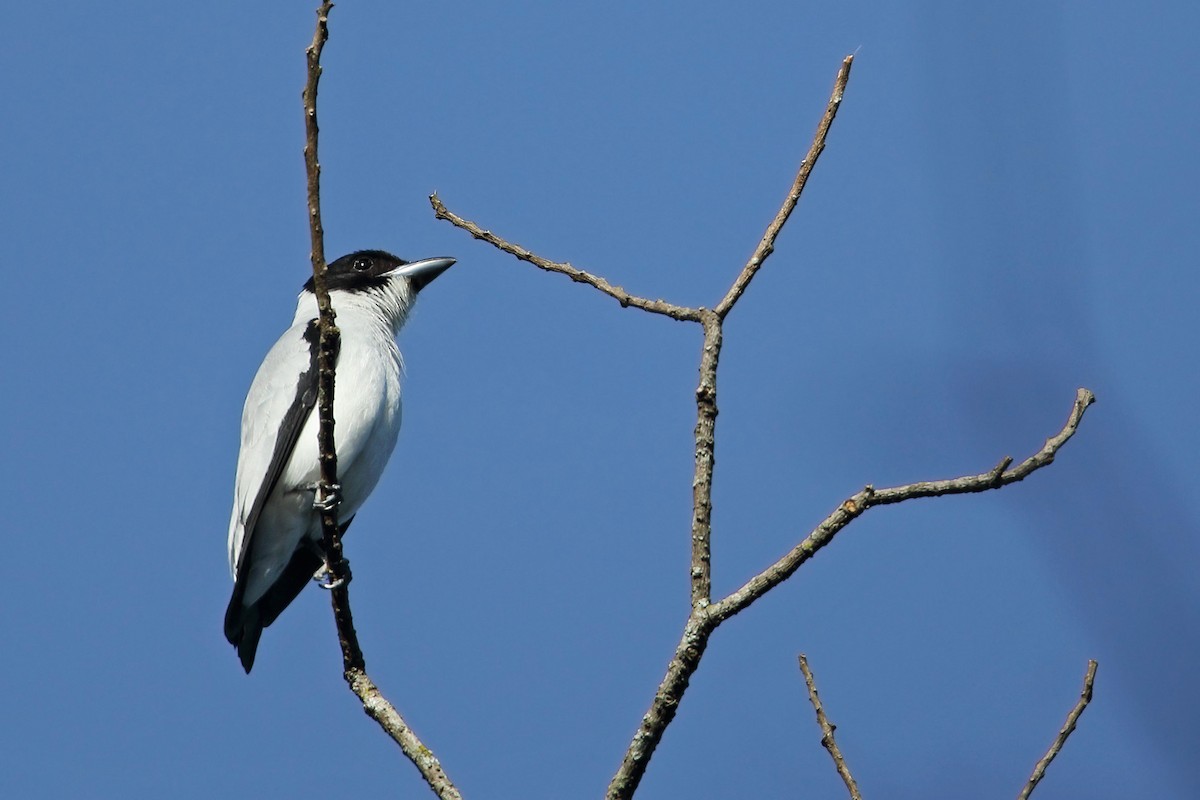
[423,48,1089,800]
[710,388,1096,624]
[689,312,721,606]
[798,654,863,800]
[429,193,703,322]
[302,6,463,799]
[714,54,854,319]
[1017,660,1098,800]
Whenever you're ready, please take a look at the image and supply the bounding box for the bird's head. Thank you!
[302,250,455,330]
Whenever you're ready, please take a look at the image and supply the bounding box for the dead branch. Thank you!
[425,45,1096,800]
[432,52,1096,799]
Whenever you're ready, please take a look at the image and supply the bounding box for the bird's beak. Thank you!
[392,256,456,293]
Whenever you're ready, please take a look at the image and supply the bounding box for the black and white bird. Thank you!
[224,250,454,673]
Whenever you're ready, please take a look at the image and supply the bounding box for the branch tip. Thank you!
[798,654,863,800]
[1017,660,1098,800]
[715,54,854,318]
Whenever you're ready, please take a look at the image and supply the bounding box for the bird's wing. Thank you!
[227,319,333,583]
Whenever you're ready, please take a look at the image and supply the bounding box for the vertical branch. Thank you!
[304,0,362,672]
[300,5,463,798]
[607,56,858,800]
[303,1,348,603]
[690,311,722,607]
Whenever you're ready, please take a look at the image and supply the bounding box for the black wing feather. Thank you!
[224,320,335,671]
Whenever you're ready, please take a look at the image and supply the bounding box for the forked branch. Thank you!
[430,52,1096,799]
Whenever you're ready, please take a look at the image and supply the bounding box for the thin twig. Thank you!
[1017,660,1098,800]
[429,194,703,322]
[798,654,863,800]
[714,54,854,319]
[302,6,462,799]
[709,388,1095,624]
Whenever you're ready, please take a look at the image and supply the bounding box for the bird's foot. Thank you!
[314,558,352,590]
[311,483,342,512]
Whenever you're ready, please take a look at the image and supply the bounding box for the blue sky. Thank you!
[3,2,1197,797]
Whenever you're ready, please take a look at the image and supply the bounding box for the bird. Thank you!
[224,249,454,673]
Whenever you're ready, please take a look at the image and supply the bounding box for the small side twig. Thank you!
[429,194,703,322]
[1017,660,1098,800]
[798,654,863,800]
[302,5,462,800]
[709,388,1095,624]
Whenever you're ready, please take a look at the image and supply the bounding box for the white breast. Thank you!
[230,292,407,606]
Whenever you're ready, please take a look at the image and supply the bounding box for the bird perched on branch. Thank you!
[224,250,454,672]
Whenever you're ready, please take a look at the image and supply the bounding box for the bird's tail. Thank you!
[224,595,264,673]
[224,543,327,673]
[224,518,355,673]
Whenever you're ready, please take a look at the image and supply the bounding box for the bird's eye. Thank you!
[352,257,373,272]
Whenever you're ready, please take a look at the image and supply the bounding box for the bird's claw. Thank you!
[312,483,342,512]
[313,558,352,590]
